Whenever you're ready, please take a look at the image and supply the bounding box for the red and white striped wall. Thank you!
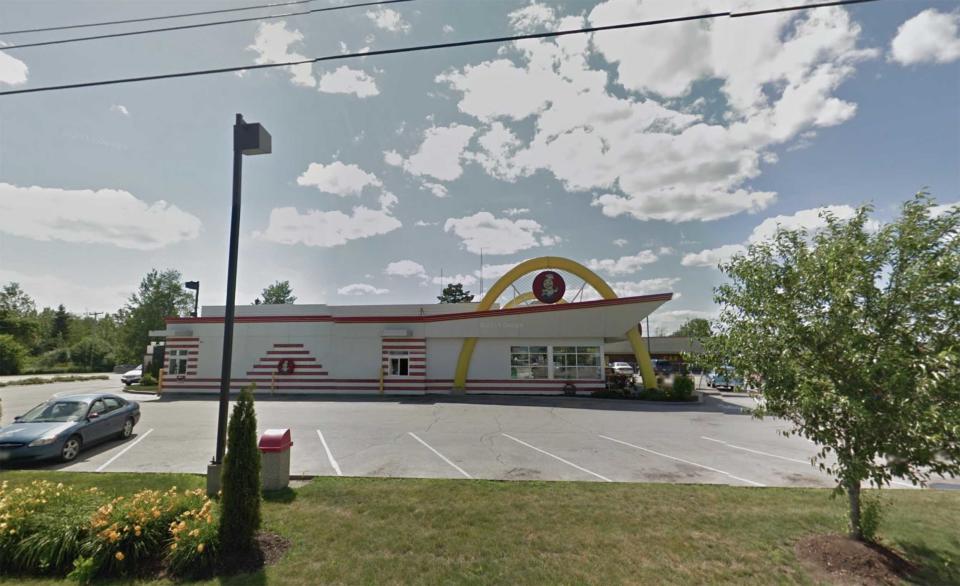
[381,338,426,393]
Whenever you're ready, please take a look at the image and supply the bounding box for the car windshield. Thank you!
[19,400,88,423]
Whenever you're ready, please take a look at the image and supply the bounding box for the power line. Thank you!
[0,0,316,35]
[0,0,882,98]
[0,0,414,52]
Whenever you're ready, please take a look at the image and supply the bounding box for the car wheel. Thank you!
[61,436,82,462]
[120,418,135,439]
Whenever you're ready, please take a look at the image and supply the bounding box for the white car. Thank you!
[610,362,635,375]
[121,365,143,386]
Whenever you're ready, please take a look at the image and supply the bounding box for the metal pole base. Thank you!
[206,463,222,496]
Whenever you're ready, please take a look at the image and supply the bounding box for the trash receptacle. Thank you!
[258,429,293,491]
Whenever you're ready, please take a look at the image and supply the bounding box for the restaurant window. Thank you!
[168,349,188,375]
[552,346,601,380]
[510,346,548,379]
[389,353,409,376]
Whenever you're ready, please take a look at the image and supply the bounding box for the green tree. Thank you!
[671,318,711,339]
[119,270,193,363]
[0,282,41,351]
[70,336,115,372]
[437,283,475,303]
[255,280,296,305]
[219,386,262,565]
[51,304,70,345]
[0,334,28,375]
[704,194,960,541]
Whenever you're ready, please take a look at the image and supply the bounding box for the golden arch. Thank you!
[501,291,567,309]
[453,256,658,391]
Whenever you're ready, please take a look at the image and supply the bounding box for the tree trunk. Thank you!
[847,480,863,541]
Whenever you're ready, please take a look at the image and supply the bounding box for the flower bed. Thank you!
[0,479,219,582]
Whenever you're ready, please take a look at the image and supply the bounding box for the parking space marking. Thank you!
[701,436,809,464]
[502,433,612,482]
[95,428,154,472]
[316,430,343,476]
[408,432,472,479]
[599,434,765,487]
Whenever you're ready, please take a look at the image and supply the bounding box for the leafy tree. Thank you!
[704,194,960,541]
[671,318,711,339]
[118,270,193,363]
[70,336,115,372]
[51,304,70,344]
[0,282,36,315]
[255,280,296,305]
[437,283,475,303]
[0,282,41,351]
[0,334,28,375]
[219,386,262,565]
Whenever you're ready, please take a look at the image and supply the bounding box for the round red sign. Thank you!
[532,271,566,304]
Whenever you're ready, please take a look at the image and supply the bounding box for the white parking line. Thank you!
[701,436,810,464]
[316,430,343,476]
[95,428,153,472]
[599,434,764,487]
[408,432,472,479]
[702,436,918,489]
[502,433,612,482]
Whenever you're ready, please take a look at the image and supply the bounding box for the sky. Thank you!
[0,0,958,334]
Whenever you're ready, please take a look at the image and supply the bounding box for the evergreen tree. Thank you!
[437,283,475,303]
[219,386,262,564]
[52,304,70,344]
[256,281,296,305]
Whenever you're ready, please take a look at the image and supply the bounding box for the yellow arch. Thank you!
[454,256,658,391]
[501,291,567,309]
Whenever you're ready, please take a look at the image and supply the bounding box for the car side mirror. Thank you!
[88,412,100,420]
[13,416,22,422]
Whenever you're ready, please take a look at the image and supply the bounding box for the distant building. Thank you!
[604,336,704,364]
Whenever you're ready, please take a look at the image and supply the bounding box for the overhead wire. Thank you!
[0,0,414,51]
[0,0,883,98]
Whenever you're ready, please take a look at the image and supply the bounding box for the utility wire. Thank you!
[0,0,882,98]
[0,0,414,52]
[0,0,318,35]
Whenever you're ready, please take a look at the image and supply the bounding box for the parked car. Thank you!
[610,361,635,375]
[121,365,143,385]
[710,366,744,391]
[0,394,140,463]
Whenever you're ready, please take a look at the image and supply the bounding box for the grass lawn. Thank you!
[0,471,957,585]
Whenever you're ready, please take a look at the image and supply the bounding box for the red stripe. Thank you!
[273,343,305,347]
[256,357,317,362]
[266,350,311,355]
[166,293,673,325]
[381,338,425,342]
[166,344,199,349]
[167,337,199,341]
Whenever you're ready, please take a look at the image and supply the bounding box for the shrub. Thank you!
[139,373,157,387]
[669,375,696,401]
[219,386,262,565]
[69,338,115,372]
[858,492,884,543]
[0,334,27,375]
[166,500,219,578]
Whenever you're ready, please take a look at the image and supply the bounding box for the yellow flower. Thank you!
[9,529,15,535]
[197,543,205,553]
[170,543,178,551]
[115,551,125,561]
[189,529,200,537]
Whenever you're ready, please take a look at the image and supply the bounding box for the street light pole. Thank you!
[184,281,200,318]
[211,114,271,482]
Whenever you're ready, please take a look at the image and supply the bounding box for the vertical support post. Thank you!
[628,325,657,390]
[214,113,245,466]
[193,284,200,318]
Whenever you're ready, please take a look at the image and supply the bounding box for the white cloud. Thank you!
[444,212,556,255]
[648,309,717,337]
[931,201,960,217]
[508,2,557,32]
[338,283,389,296]
[475,262,521,280]
[383,150,403,166]
[0,50,28,86]
[681,244,748,268]
[296,161,381,195]
[442,24,455,34]
[682,205,859,268]
[422,182,448,198]
[385,259,427,279]
[585,250,659,276]
[318,66,379,97]
[890,9,960,65]
[439,2,877,223]
[613,238,628,247]
[582,277,679,301]
[431,273,477,286]
[0,268,128,313]
[110,104,130,116]
[503,208,531,216]
[254,205,401,247]
[247,21,316,87]
[0,183,201,250]
[396,124,477,181]
[414,220,438,227]
[366,7,411,33]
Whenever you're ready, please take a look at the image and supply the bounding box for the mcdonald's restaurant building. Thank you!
[154,259,673,395]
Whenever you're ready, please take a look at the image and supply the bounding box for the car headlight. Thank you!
[28,436,59,447]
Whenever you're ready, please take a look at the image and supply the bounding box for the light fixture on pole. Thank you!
[208,113,271,494]
[184,281,200,318]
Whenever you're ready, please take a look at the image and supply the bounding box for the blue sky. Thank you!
[0,0,957,333]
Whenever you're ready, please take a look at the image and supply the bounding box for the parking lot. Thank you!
[2,375,957,490]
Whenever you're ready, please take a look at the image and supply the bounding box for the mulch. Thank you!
[795,534,916,585]
[220,530,293,576]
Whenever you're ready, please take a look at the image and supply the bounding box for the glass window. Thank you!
[390,357,409,376]
[511,346,548,379]
[103,398,122,412]
[551,346,602,380]
[89,400,106,416]
[168,349,188,375]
